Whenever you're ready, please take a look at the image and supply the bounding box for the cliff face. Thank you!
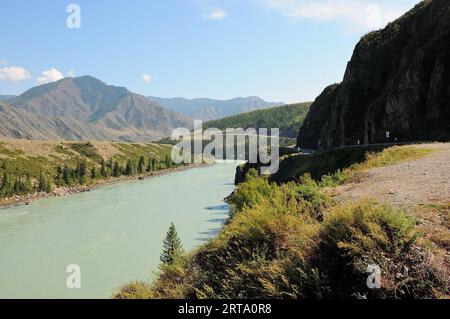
[298,0,450,150]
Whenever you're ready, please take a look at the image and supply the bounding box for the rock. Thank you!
[298,0,450,150]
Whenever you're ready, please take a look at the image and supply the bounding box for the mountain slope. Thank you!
[0,102,114,140]
[4,76,192,141]
[0,95,15,101]
[298,0,450,150]
[203,102,311,137]
[149,96,284,121]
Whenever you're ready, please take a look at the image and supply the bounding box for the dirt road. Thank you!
[335,143,450,209]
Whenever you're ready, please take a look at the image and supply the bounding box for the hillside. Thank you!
[1,76,192,142]
[0,138,179,206]
[0,95,15,101]
[203,102,311,138]
[149,96,284,121]
[298,0,450,150]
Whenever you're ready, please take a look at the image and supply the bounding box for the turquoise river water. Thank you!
[0,163,238,299]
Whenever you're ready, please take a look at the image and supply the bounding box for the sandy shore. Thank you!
[0,163,209,210]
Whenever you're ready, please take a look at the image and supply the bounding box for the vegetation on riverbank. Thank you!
[0,138,179,204]
[114,174,446,299]
[235,144,435,184]
[318,146,434,187]
[114,146,448,299]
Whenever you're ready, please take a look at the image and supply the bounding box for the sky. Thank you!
[0,0,420,103]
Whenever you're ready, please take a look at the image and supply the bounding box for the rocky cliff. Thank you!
[298,0,450,150]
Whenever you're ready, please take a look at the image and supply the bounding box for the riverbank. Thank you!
[0,163,208,210]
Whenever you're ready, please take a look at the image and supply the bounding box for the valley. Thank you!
[0,0,448,302]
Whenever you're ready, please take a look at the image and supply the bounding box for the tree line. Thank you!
[0,155,178,198]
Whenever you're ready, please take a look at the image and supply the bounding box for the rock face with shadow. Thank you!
[298,0,450,150]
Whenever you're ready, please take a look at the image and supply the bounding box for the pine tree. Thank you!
[1,171,10,190]
[63,165,71,185]
[78,160,87,184]
[91,167,98,180]
[165,155,173,168]
[138,156,145,174]
[100,159,107,178]
[38,172,48,192]
[0,171,11,196]
[146,157,153,172]
[160,223,183,265]
[113,161,121,177]
[125,160,133,176]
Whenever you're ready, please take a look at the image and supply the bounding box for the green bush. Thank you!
[312,200,416,298]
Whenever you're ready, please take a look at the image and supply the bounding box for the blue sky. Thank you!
[0,0,419,103]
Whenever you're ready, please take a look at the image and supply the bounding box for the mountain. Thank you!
[0,102,114,140]
[298,0,450,150]
[148,96,284,121]
[203,102,311,138]
[0,95,15,101]
[1,76,192,141]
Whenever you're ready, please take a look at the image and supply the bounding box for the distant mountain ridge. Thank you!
[0,76,192,141]
[0,95,15,101]
[148,96,284,121]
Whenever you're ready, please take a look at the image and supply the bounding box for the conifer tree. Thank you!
[138,156,145,174]
[37,172,51,192]
[78,160,87,184]
[146,157,153,172]
[160,223,183,265]
[125,160,133,176]
[113,161,121,177]
[100,159,107,177]
[91,167,98,180]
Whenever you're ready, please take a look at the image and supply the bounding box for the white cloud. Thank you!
[142,74,153,84]
[263,0,419,31]
[0,66,31,82]
[37,68,64,84]
[67,69,76,77]
[206,9,228,20]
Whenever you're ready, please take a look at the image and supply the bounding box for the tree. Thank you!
[63,165,71,185]
[37,172,52,193]
[146,157,153,172]
[160,223,183,265]
[113,161,121,177]
[91,167,98,180]
[99,159,107,178]
[78,160,87,184]
[138,156,145,174]
[165,155,173,169]
[124,160,133,176]
[1,171,11,191]
[152,158,158,171]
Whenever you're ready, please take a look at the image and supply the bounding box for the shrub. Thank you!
[113,281,155,299]
[312,200,417,298]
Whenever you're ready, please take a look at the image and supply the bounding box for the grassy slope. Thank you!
[271,145,433,184]
[203,102,311,138]
[0,138,173,200]
[114,145,447,299]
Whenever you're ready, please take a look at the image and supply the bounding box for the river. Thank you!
[0,163,238,299]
